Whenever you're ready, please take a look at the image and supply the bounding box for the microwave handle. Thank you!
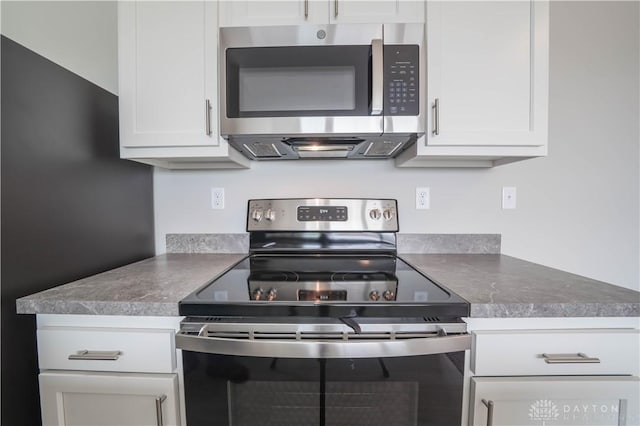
[371,39,384,116]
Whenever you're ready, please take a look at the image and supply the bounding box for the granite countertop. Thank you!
[17,253,640,318]
[400,254,640,318]
[16,254,246,317]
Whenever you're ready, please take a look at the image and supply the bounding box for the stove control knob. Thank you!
[251,208,264,222]
[252,288,264,300]
[369,290,380,301]
[383,290,395,301]
[369,209,382,220]
[265,208,276,222]
[267,288,278,301]
[383,209,395,221]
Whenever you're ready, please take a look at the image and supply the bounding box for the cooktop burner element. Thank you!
[179,199,469,319]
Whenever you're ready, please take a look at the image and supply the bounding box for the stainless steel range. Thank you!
[177,199,470,426]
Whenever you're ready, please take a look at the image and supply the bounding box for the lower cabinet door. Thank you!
[470,376,640,426]
[39,371,180,426]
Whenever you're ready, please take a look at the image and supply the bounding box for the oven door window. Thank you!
[225,46,371,118]
[182,352,464,426]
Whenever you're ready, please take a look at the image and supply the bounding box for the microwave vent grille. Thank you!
[362,141,403,157]
[242,142,284,158]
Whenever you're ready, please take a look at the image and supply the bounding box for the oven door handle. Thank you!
[176,333,471,359]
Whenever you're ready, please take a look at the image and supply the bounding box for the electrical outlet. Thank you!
[416,187,430,209]
[502,187,517,209]
[211,187,225,209]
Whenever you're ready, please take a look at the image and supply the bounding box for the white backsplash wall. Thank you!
[155,1,639,291]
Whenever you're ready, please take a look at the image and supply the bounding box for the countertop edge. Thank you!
[469,302,640,318]
[16,299,181,317]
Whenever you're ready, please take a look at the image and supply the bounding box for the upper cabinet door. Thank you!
[118,1,218,147]
[426,1,549,147]
[219,0,329,26]
[330,0,424,24]
[219,1,424,26]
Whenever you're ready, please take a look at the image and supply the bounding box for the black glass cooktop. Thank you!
[179,254,469,319]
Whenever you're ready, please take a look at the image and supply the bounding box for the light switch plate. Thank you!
[502,187,517,209]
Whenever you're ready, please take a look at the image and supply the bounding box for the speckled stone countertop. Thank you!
[17,253,640,318]
[401,254,640,318]
[16,254,246,317]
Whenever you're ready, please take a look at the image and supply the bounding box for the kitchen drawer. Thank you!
[37,326,176,373]
[471,329,640,376]
[469,376,640,426]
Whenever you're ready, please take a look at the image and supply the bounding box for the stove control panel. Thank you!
[249,283,398,302]
[247,199,398,232]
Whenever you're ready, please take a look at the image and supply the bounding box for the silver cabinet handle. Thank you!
[370,39,384,116]
[155,395,167,426]
[481,399,494,426]
[304,0,308,19]
[68,350,121,361]
[205,99,212,136]
[432,98,440,135]
[334,0,338,18]
[542,353,601,364]
[176,332,471,358]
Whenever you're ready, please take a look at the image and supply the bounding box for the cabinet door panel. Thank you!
[219,0,329,26]
[118,1,218,147]
[331,0,424,24]
[39,371,180,426]
[470,376,640,426]
[427,1,548,147]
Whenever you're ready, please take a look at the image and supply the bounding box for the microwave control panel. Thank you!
[384,45,419,116]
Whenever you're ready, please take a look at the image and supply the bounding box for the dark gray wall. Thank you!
[1,36,155,425]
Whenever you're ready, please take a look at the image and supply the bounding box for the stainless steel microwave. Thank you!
[219,24,425,160]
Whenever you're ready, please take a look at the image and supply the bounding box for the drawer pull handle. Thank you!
[542,353,600,364]
[68,350,121,361]
[155,394,167,426]
[481,399,494,426]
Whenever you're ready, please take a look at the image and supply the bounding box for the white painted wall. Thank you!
[1,1,118,94]
[154,1,640,291]
[1,1,636,290]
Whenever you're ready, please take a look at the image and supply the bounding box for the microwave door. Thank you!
[220,25,384,137]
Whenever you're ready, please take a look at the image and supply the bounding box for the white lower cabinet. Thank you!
[39,371,180,426]
[35,315,185,426]
[470,376,640,426]
[467,324,640,426]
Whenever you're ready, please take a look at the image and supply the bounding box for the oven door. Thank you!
[219,24,384,137]
[178,323,470,426]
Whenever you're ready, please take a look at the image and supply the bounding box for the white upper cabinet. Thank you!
[330,0,424,24]
[118,1,249,168]
[219,0,424,26]
[425,0,548,148]
[119,2,217,148]
[396,0,549,167]
[219,0,329,26]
